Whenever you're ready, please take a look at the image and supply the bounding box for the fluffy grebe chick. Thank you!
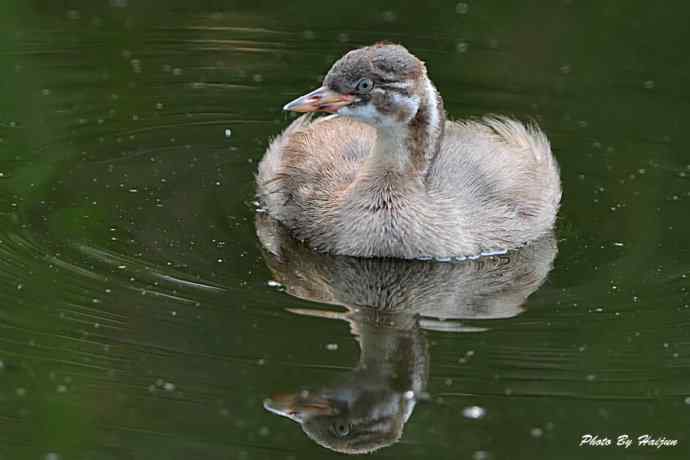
[257,43,561,258]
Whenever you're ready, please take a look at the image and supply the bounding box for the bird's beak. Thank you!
[283,86,355,113]
[264,391,335,422]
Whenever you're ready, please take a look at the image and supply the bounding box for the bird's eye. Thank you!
[355,78,374,93]
[331,421,351,438]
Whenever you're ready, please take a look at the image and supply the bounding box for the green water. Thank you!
[1,1,689,459]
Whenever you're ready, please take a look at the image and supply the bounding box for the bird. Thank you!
[257,43,561,259]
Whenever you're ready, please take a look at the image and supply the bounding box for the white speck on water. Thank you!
[530,427,544,438]
[257,358,266,366]
[382,10,397,22]
[456,42,468,53]
[472,451,490,460]
[16,387,27,397]
[130,59,142,73]
[16,283,23,290]
[163,382,175,391]
[44,453,61,460]
[224,128,232,138]
[56,385,67,393]
[403,390,415,400]
[216,258,223,263]
[462,405,486,419]
[267,280,282,288]
[445,378,453,386]
[684,396,690,405]
[252,74,263,83]
[0,360,4,369]
[466,350,475,357]
[171,311,177,317]
[643,80,655,89]
[172,68,182,76]
[117,265,127,269]
[325,343,338,351]
[613,242,624,247]
[586,374,596,381]
[42,88,52,96]
[456,2,469,14]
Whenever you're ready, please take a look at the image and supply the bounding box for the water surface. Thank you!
[1,1,689,459]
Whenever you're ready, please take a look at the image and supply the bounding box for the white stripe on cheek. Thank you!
[425,79,439,135]
[423,78,440,155]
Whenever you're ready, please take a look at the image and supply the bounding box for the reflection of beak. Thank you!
[283,86,355,113]
[264,391,335,422]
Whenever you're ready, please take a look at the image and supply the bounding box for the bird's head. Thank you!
[283,43,434,129]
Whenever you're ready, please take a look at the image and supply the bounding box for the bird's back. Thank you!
[426,116,561,248]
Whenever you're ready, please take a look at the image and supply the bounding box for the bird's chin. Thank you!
[336,104,380,125]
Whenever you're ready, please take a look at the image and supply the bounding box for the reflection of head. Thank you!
[265,387,412,454]
[264,306,426,455]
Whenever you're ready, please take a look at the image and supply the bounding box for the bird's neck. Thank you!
[364,78,445,180]
[354,317,428,395]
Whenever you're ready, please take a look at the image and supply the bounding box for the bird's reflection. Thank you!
[256,214,557,454]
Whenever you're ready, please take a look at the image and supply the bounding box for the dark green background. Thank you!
[1,1,689,459]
